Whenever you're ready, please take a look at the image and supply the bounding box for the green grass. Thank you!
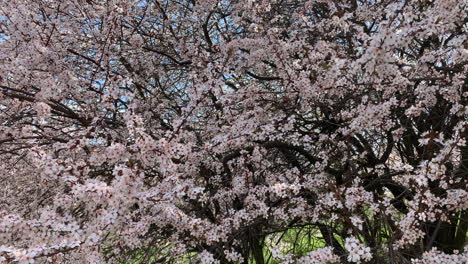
[259,226,326,264]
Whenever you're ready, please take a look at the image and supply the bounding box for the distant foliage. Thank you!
[0,0,467,263]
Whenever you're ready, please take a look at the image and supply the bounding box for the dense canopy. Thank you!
[0,0,467,263]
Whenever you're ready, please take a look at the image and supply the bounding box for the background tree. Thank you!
[0,0,467,263]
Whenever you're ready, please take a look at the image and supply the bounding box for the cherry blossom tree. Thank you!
[0,0,467,263]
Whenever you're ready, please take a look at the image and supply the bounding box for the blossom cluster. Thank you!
[0,0,466,263]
